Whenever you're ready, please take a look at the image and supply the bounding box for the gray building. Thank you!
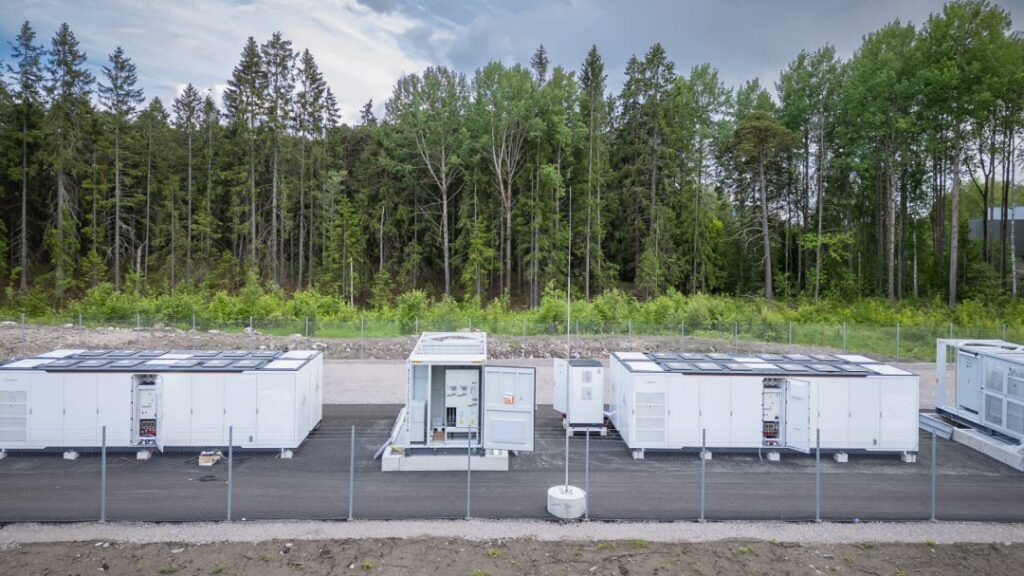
[969,207,1024,256]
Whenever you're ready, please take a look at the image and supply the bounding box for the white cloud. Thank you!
[2,0,436,123]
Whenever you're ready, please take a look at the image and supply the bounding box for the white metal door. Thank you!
[879,376,918,450]
[62,374,98,446]
[0,374,30,447]
[848,379,881,449]
[29,373,62,448]
[817,380,849,448]
[159,374,192,447]
[190,374,226,445]
[225,373,257,447]
[634,377,669,447]
[730,378,764,448]
[785,379,811,453]
[96,374,132,446]
[667,375,700,448]
[699,378,731,446]
[482,366,535,451]
[956,351,981,412]
[257,372,295,448]
[553,358,568,414]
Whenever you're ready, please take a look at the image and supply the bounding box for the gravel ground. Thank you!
[2,520,1024,546]
[0,322,877,361]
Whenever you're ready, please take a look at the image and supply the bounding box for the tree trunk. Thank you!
[114,128,122,290]
[949,148,962,309]
[887,166,896,303]
[186,132,193,285]
[298,138,305,288]
[814,127,825,299]
[759,152,773,301]
[250,137,257,270]
[271,139,279,284]
[19,113,29,292]
[55,170,66,302]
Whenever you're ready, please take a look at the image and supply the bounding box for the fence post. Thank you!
[815,428,821,523]
[628,319,632,339]
[415,314,419,334]
[191,314,196,332]
[842,322,847,352]
[466,428,472,520]
[733,321,738,351]
[360,317,365,359]
[584,430,590,520]
[522,319,527,347]
[788,321,793,352]
[348,425,356,521]
[226,426,234,521]
[78,313,83,346]
[100,426,107,522]
[681,321,685,352]
[469,317,473,331]
[930,430,937,522]
[896,323,901,363]
[1003,324,1007,341]
[699,428,706,522]
[136,313,141,330]
[248,316,254,351]
[948,321,953,339]
[20,312,25,358]
[305,317,309,338]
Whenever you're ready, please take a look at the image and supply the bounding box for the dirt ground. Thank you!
[1,538,1020,576]
[0,322,855,361]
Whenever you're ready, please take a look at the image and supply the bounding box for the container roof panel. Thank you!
[0,349,320,372]
[836,354,876,363]
[616,352,648,361]
[626,361,663,372]
[409,332,487,363]
[613,350,909,378]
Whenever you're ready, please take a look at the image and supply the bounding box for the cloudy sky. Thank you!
[2,0,1022,124]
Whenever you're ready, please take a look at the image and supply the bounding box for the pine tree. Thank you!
[98,45,144,290]
[7,21,44,292]
[260,31,295,284]
[43,23,94,301]
[172,82,201,288]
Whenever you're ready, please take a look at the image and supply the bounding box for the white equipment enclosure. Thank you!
[553,359,605,431]
[609,351,918,458]
[0,349,323,451]
[936,339,1024,440]
[380,332,536,471]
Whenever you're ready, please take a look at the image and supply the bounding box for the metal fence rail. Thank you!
[2,426,1023,524]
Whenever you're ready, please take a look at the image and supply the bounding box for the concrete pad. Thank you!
[952,428,1024,471]
[381,446,508,472]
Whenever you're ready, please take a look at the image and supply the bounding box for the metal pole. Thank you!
[227,426,234,521]
[192,313,196,332]
[469,317,473,331]
[136,312,141,330]
[522,319,526,347]
[248,316,253,351]
[948,321,953,339]
[78,313,83,347]
[100,426,107,522]
[628,319,632,339]
[788,321,793,352]
[1003,324,1007,341]
[896,323,901,363]
[584,430,590,520]
[842,322,847,352]
[466,428,472,520]
[733,321,738,351]
[930,430,937,522]
[415,314,419,334]
[348,425,356,521]
[20,312,25,358]
[305,317,309,338]
[699,428,706,522]
[815,428,821,523]
[681,321,685,352]
[360,317,365,360]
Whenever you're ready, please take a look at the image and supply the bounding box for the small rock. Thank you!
[348,563,355,569]
[94,542,105,547]
[171,548,184,554]
[208,329,221,334]
[0,320,16,326]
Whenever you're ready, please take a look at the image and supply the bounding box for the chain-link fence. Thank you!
[4,313,1024,362]
[3,424,1024,523]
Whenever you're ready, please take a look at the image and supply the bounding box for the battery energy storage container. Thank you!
[0,349,323,450]
[553,359,605,430]
[935,339,1024,440]
[609,351,918,457]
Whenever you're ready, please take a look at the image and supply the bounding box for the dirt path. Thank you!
[1,536,1020,576]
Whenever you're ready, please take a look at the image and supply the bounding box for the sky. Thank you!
[2,0,1023,124]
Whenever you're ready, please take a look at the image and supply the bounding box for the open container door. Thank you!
[785,379,811,453]
[553,359,568,414]
[482,366,536,452]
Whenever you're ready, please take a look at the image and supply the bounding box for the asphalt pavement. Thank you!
[1,404,1022,523]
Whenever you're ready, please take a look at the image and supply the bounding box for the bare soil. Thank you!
[0,323,845,361]
[0,538,1019,576]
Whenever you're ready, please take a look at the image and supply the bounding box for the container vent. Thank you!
[985,394,1004,427]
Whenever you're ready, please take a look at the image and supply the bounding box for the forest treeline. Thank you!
[0,0,1022,314]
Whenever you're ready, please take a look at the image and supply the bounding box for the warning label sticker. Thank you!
[503,394,515,406]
